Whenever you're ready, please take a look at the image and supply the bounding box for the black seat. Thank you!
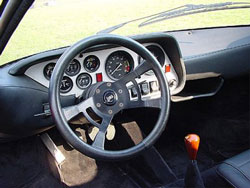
[217,149,250,188]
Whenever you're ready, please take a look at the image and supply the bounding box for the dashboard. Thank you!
[0,33,187,139]
[0,28,249,140]
[25,43,179,99]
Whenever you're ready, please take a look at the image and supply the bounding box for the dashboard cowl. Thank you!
[7,33,186,95]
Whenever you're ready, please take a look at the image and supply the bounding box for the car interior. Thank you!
[0,1,249,188]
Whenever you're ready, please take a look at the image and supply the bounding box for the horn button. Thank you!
[92,82,126,115]
[103,90,117,106]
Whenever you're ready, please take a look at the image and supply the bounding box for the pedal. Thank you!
[88,124,116,141]
[40,133,65,165]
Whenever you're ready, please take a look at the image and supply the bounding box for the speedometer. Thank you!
[105,51,134,80]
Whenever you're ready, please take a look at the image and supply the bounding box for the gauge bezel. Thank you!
[65,59,81,76]
[43,62,56,80]
[105,50,134,81]
[138,45,165,76]
[138,45,165,66]
[76,73,92,89]
[60,76,73,93]
[83,55,100,73]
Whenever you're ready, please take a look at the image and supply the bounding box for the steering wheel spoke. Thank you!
[62,97,94,121]
[92,115,113,149]
[134,61,152,76]
[142,97,162,108]
[62,105,80,121]
[116,61,152,85]
[126,97,162,109]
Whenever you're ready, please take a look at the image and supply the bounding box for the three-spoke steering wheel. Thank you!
[49,34,170,160]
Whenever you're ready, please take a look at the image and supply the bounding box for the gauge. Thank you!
[83,55,100,72]
[43,63,56,80]
[139,45,165,66]
[60,76,73,93]
[105,51,134,80]
[76,73,92,89]
[65,59,81,76]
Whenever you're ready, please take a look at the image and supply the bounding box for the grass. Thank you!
[0,0,250,65]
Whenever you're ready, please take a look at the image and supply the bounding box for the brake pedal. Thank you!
[40,133,65,165]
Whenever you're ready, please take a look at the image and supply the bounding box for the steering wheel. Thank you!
[49,34,170,160]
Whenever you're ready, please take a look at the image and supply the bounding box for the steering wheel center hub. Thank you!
[103,90,117,106]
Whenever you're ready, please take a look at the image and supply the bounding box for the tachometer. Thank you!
[105,51,134,80]
[65,59,81,76]
[43,63,55,80]
[83,55,100,72]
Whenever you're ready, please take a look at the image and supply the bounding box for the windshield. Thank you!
[0,0,250,65]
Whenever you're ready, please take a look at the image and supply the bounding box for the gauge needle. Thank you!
[110,63,122,75]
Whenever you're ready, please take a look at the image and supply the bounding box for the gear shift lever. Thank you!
[184,134,205,188]
[184,134,200,160]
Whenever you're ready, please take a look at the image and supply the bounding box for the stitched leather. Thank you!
[217,149,250,188]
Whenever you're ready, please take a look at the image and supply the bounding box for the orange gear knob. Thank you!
[184,134,200,160]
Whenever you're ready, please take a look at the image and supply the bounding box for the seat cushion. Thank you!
[217,149,250,188]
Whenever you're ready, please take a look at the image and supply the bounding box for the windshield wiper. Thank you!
[97,2,250,34]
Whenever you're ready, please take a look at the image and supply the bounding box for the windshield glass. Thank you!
[0,0,250,65]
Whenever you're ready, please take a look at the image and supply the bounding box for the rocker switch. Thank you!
[131,87,138,98]
[140,82,150,95]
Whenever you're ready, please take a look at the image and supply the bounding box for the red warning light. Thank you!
[165,64,171,73]
[96,73,103,82]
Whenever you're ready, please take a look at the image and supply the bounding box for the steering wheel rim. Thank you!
[49,34,170,160]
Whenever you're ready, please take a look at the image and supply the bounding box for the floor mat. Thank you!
[0,136,63,188]
[0,132,139,188]
[49,128,139,188]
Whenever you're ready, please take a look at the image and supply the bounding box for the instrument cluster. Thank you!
[25,43,179,97]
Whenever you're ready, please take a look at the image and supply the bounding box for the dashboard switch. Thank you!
[169,79,177,88]
[34,103,51,118]
[96,73,103,82]
[140,82,150,95]
[131,87,138,98]
[150,81,159,92]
